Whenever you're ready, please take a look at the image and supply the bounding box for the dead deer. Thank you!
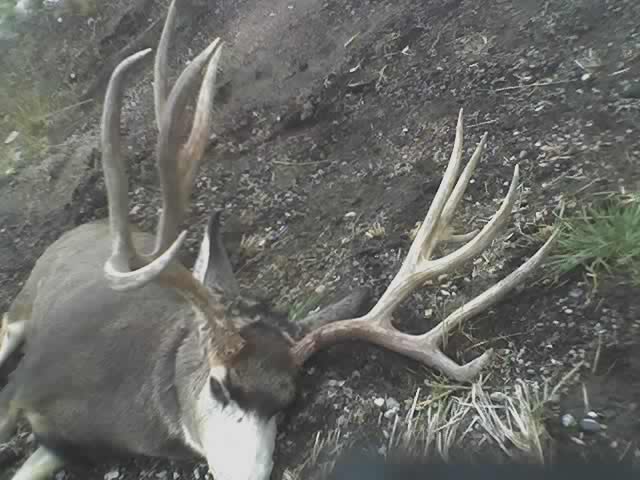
[0,1,557,479]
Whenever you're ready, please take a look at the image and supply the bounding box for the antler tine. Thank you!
[290,111,559,383]
[423,230,559,346]
[433,131,487,244]
[153,0,178,131]
[98,1,243,362]
[101,48,188,291]
[178,43,223,206]
[401,109,466,270]
[153,35,222,256]
[101,1,223,290]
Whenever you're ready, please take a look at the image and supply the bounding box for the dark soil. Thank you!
[1,0,640,478]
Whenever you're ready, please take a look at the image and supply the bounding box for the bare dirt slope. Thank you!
[1,0,640,478]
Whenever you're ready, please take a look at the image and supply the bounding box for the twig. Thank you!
[610,68,630,77]
[430,26,445,53]
[495,79,576,92]
[572,177,603,197]
[344,32,360,48]
[42,99,94,120]
[548,360,584,401]
[581,383,590,413]
[376,65,389,90]
[592,332,602,374]
[272,160,331,166]
[467,119,498,129]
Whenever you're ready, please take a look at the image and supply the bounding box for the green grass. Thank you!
[0,82,61,175]
[64,0,98,17]
[0,0,16,18]
[548,194,640,286]
[289,292,325,323]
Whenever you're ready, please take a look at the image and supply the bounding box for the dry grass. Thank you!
[0,36,74,177]
[239,232,266,259]
[0,85,57,174]
[287,363,587,479]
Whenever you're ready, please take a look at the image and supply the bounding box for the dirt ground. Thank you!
[1,0,640,478]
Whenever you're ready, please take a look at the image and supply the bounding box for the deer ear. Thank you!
[193,210,240,297]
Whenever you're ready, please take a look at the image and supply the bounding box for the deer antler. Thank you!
[100,0,221,291]
[99,0,244,361]
[291,109,558,382]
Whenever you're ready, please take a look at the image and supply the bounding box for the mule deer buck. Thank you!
[0,1,557,479]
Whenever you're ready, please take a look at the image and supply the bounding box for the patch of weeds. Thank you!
[548,194,640,286]
[0,0,16,18]
[289,292,325,323]
[239,232,266,258]
[0,83,60,174]
[364,221,386,240]
[61,0,98,17]
[0,1,17,44]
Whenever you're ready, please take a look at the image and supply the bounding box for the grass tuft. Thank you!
[548,194,640,286]
[289,292,325,323]
[0,84,59,175]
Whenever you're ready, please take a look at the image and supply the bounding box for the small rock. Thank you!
[156,472,168,479]
[4,130,19,144]
[586,410,599,419]
[344,211,357,218]
[561,413,576,428]
[374,397,385,408]
[490,391,509,403]
[384,408,398,419]
[580,417,602,433]
[385,397,400,410]
[104,469,120,480]
[622,82,640,99]
[300,101,315,121]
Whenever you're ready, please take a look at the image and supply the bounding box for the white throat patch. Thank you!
[195,383,277,480]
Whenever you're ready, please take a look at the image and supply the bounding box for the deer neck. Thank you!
[173,323,211,458]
